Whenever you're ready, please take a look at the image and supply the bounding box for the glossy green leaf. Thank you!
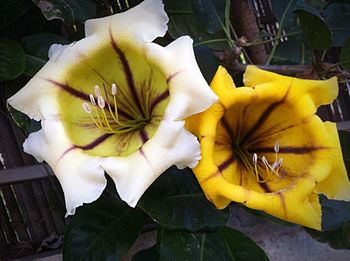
[0,0,33,30]
[340,37,350,72]
[295,3,332,50]
[132,246,159,261]
[158,227,269,261]
[320,195,350,231]
[0,38,26,81]
[63,198,144,261]
[139,167,229,231]
[32,0,96,25]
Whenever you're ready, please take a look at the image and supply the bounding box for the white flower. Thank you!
[8,0,217,215]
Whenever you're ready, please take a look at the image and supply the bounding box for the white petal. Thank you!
[145,36,218,120]
[85,0,168,42]
[23,120,106,216]
[100,119,200,207]
[7,36,100,121]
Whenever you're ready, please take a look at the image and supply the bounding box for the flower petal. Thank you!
[314,122,350,200]
[85,0,168,42]
[189,66,349,230]
[145,36,218,120]
[23,120,106,215]
[100,119,200,207]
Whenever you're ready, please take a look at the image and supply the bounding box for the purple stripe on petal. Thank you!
[139,129,149,144]
[47,79,90,101]
[47,79,134,120]
[109,29,144,117]
[218,155,235,172]
[249,146,325,155]
[166,71,182,83]
[150,90,169,113]
[76,133,114,150]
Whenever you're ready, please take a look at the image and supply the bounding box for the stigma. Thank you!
[82,83,149,134]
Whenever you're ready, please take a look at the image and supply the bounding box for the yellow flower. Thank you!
[187,65,350,230]
[7,0,217,215]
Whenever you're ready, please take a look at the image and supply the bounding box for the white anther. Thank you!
[276,158,283,168]
[111,83,117,95]
[89,94,96,106]
[82,103,91,114]
[252,153,258,165]
[94,85,102,97]
[261,156,269,166]
[97,96,105,109]
[274,140,280,153]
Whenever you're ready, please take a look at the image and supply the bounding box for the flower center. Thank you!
[82,83,150,134]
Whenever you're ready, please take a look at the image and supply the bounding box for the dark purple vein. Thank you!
[109,29,144,117]
[150,90,170,113]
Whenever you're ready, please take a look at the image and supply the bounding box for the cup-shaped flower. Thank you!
[186,65,350,230]
[7,0,217,215]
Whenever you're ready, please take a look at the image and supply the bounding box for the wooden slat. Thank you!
[0,165,53,185]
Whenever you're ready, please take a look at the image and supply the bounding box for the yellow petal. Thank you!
[189,66,349,230]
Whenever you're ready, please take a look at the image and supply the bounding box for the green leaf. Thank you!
[164,0,229,48]
[271,0,299,31]
[139,167,229,231]
[132,246,159,261]
[194,45,219,84]
[63,198,144,261]
[320,195,350,231]
[0,38,26,81]
[21,33,68,59]
[306,221,350,249]
[0,0,33,30]
[328,13,350,47]
[340,37,350,72]
[295,3,333,50]
[273,32,312,64]
[158,227,269,261]
[32,0,96,25]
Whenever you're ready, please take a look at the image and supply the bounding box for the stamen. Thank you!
[111,83,117,96]
[89,94,96,106]
[97,96,105,109]
[260,156,271,183]
[252,153,258,180]
[274,140,279,162]
[82,103,91,114]
[95,85,102,97]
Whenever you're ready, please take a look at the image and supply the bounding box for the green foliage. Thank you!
[32,0,96,26]
[0,38,26,81]
[139,167,229,231]
[63,197,144,261]
[164,0,231,48]
[295,3,332,50]
[340,37,350,72]
[158,227,269,261]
